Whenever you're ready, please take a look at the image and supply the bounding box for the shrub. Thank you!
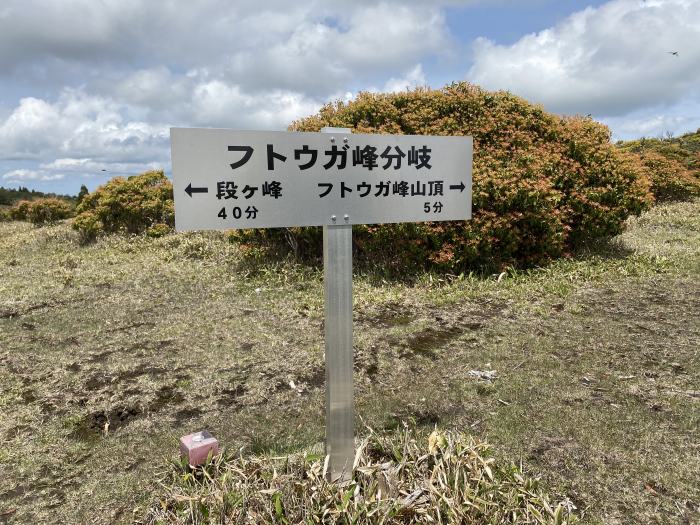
[146,223,172,238]
[10,200,32,221]
[640,151,700,201]
[617,140,700,202]
[72,212,103,243]
[234,83,653,272]
[26,198,74,225]
[72,170,174,242]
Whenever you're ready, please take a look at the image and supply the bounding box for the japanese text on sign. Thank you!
[171,128,472,231]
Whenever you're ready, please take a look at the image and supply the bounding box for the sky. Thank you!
[1,0,699,195]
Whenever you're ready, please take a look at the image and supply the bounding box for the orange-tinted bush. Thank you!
[636,151,699,202]
[617,130,700,202]
[27,198,74,224]
[72,170,173,242]
[10,200,32,221]
[233,83,653,273]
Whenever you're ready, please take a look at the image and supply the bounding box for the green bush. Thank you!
[146,223,172,238]
[26,198,74,225]
[72,212,103,243]
[72,170,174,242]
[234,83,653,272]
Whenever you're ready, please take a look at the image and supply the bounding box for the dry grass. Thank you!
[145,427,576,524]
[0,200,698,524]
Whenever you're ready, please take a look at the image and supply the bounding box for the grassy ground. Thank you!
[1,200,698,524]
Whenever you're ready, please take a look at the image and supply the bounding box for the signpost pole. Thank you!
[321,127,354,482]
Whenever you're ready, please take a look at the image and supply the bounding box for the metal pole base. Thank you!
[323,223,354,482]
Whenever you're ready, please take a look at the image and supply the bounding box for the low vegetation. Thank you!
[3,198,75,224]
[146,428,577,524]
[617,128,700,202]
[26,198,75,225]
[617,128,700,173]
[0,187,77,223]
[0,186,76,206]
[72,170,174,242]
[11,89,700,279]
[1,199,698,524]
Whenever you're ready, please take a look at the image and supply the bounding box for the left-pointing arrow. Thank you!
[185,183,208,197]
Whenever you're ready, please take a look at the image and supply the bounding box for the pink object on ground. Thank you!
[180,430,219,466]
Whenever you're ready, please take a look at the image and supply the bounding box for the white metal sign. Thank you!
[171,128,472,231]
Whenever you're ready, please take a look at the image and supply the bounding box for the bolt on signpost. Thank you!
[171,126,472,482]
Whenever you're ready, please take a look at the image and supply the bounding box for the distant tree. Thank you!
[77,184,89,204]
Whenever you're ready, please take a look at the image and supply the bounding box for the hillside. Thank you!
[0,199,698,523]
[617,128,700,174]
[0,186,77,206]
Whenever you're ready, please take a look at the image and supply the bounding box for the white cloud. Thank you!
[186,82,322,130]
[601,98,700,140]
[0,1,450,96]
[39,158,163,175]
[220,3,449,96]
[2,168,64,181]
[40,158,100,171]
[3,0,699,193]
[384,64,427,93]
[0,89,169,163]
[0,81,325,172]
[468,0,700,117]
[0,0,456,182]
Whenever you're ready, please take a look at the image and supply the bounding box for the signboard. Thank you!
[170,126,473,481]
[171,128,472,231]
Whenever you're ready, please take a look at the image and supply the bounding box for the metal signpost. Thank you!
[171,126,472,481]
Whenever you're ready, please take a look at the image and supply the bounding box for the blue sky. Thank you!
[1,0,698,195]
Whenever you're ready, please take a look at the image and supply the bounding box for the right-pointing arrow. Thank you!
[449,182,466,192]
[185,183,209,197]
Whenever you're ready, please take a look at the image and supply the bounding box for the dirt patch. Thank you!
[71,405,142,440]
[118,365,166,382]
[174,407,203,424]
[356,301,416,328]
[0,298,73,319]
[355,345,379,377]
[87,348,116,363]
[149,385,185,412]
[85,373,113,391]
[106,321,156,333]
[217,384,247,408]
[239,342,255,352]
[404,325,462,358]
[297,364,326,388]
